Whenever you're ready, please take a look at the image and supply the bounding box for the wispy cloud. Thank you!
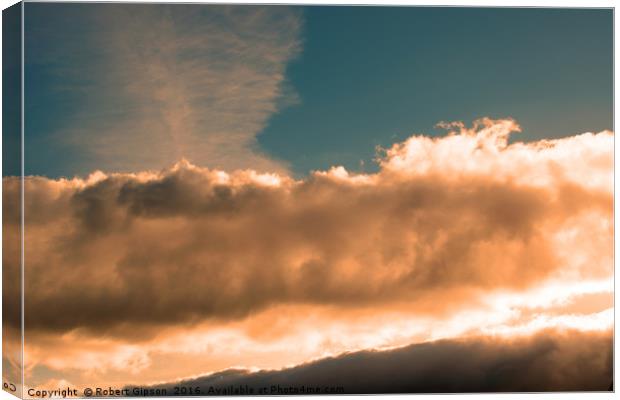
[28,4,302,174]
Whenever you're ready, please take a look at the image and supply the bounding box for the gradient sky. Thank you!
[20,5,613,177]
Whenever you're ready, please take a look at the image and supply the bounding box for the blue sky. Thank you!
[2,2,20,177]
[259,7,613,174]
[17,5,613,177]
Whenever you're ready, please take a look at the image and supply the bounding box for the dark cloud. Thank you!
[7,166,609,335]
[136,329,613,393]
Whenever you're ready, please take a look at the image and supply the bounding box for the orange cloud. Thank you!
[3,118,612,390]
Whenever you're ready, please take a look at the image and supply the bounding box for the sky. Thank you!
[17,5,613,177]
[1,3,614,396]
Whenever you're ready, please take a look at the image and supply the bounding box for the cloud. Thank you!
[138,328,613,393]
[381,118,611,192]
[4,118,611,334]
[27,4,302,174]
[4,118,612,388]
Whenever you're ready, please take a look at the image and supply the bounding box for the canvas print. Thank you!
[2,2,614,397]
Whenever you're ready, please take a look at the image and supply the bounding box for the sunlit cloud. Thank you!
[5,118,612,390]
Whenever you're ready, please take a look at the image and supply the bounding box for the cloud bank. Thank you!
[4,118,612,389]
[142,328,613,393]
[6,118,611,333]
